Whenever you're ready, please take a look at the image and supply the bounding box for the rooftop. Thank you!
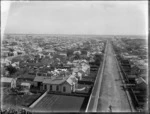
[1,77,14,83]
[32,94,85,112]
[43,76,69,85]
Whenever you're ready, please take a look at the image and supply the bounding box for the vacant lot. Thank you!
[32,94,85,112]
[2,93,42,110]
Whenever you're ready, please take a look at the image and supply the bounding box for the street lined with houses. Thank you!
[97,41,131,112]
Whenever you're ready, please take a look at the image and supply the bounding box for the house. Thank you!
[1,77,17,88]
[135,77,147,91]
[131,59,147,75]
[81,64,90,76]
[43,76,69,93]
[66,76,77,92]
[42,75,77,93]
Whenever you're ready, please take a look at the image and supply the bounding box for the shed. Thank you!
[1,77,16,88]
[21,82,31,89]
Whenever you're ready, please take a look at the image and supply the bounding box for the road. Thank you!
[97,41,131,112]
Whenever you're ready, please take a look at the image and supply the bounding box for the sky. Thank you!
[2,1,148,35]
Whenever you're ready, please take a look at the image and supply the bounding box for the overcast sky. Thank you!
[3,1,148,35]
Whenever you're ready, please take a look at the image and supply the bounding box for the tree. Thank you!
[94,54,103,66]
[6,65,17,76]
[81,50,87,55]
[67,50,73,57]
[74,53,81,60]
[9,48,14,52]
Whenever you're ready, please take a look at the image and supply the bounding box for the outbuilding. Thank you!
[21,82,31,90]
[1,77,17,88]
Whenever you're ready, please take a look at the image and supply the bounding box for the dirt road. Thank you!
[97,41,131,112]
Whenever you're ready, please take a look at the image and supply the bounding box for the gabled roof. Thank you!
[135,77,147,85]
[43,76,69,85]
[66,77,74,85]
[81,65,90,73]
[66,75,78,85]
[21,82,31,87]
[1,77,14,83]
[77,72,82,77]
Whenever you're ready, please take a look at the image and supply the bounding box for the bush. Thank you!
[6,65,17,76]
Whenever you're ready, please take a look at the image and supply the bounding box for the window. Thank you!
[63,86,66,92]
[56,85,59,91]
[50,85,52,91]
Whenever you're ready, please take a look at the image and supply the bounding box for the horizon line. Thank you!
[3,33,147,36]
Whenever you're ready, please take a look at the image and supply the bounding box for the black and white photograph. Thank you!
[1,1,148,113]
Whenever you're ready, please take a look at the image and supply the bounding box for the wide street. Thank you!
[97,41,131,112]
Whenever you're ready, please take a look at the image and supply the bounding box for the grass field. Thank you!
[33,94,85,112]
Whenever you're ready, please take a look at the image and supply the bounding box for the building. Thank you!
[1,77,17,88]
[21,82,31,90]
[135,77,147,91]
[43,76,73,93]
[33,76,46,90]
[1,58,11,66]
[32,73,78,93]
